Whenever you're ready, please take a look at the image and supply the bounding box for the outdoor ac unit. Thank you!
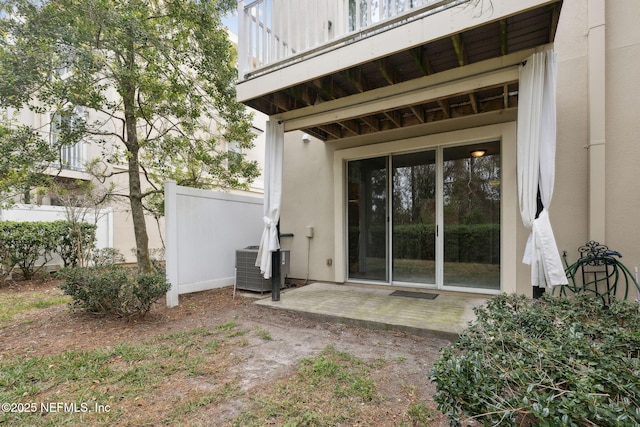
[235,247,289,293]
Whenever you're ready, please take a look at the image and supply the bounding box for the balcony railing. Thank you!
[238,0,468,79]
[59,141,85,171]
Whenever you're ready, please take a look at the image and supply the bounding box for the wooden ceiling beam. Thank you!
[409,46,435,76]
[451,33,468,67]
[469,92,479,114]
[438,99,451,119]
[338,119,361,136]
[500,19,508,56]
[309,77,349,104]
[304,128,327,141]
[503,84,509,109]
[375,57,400,85]
[359,114,380,132]
[270,92,295,112]
[409,105,426,123]
[286,85,316,107]
[247,98,276,116]
[317,123,342,139]
[549,3,561,42]
[342,67,372,93]
[383,110,402,128]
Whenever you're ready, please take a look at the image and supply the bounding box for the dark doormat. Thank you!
[390,290,439,299]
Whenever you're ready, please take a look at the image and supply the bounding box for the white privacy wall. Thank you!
[165,181,264,307]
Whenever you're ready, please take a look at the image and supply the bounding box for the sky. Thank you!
[222,12,239,35]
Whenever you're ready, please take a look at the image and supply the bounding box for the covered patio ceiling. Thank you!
[242,1,562,141]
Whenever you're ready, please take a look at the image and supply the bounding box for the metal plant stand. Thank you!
[556,241,640,305]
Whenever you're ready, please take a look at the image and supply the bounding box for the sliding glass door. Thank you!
[347,141,501,291]
[392,151,436,284]
[442,143,501,290]
[347,157,388,281]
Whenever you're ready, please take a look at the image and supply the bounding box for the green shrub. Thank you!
[430,294,640,427]
[0,220,96,279]
[0,243,12,284]
[0,221,59,279]
[55,221,97,267]
[92,247,126,266]
[57,265,170,318]
[132,272,171,314]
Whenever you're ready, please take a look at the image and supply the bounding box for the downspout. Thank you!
[587,0,606,243]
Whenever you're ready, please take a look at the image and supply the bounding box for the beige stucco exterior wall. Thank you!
[279,0,640,295]
[279,131,336,282]
[280,120,524,294]
[603,1,640,273]
[550,0,590,274]
[552,0,640,283]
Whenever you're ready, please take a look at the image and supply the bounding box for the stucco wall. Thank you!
[278,0,640,295]
[551,0,590,273]
[280,121,523,293]
[280,131,336,283]
[603,1,640,273]
[553,0,640,284]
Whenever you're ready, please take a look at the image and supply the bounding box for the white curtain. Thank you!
[517,49,568,288]
[256,120,284,279]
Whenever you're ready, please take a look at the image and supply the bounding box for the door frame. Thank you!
[333,123,518,295]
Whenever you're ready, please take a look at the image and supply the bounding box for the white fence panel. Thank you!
[165,181,263,307]
[0,203,114,268]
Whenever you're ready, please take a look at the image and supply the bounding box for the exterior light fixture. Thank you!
[302,133,310,143]
[470,149,486,158]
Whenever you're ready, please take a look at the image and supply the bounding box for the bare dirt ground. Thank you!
[0,278,454,426]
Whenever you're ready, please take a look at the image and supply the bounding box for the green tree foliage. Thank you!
[0,0,259,272]
[0,124,55,204]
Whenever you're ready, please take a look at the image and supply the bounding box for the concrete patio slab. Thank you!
[254,282,491,341]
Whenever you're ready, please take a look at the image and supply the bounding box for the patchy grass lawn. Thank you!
[1,323,256,426]
[233,345,432,427]
[0,286,70,325]
[0,280,450,426]
[1,325,434,426]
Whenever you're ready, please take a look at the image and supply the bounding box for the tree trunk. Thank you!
[127,138,152,274]
[123,73,152,274]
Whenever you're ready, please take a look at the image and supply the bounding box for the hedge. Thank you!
[349,223,499,264]
[0,220,96,280]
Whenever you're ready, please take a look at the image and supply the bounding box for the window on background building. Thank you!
[227,140,242,168]
[50,106,86,171]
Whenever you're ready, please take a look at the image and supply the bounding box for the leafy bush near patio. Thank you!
[57,265,170,318]
[430,293,640,427]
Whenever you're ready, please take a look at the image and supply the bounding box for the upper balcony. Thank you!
[237,0,563,141]
[238,0,468,80]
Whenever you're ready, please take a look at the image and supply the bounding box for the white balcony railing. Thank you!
[59,141,85,171]
[49,107,86,171]
[238,0,468,79]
